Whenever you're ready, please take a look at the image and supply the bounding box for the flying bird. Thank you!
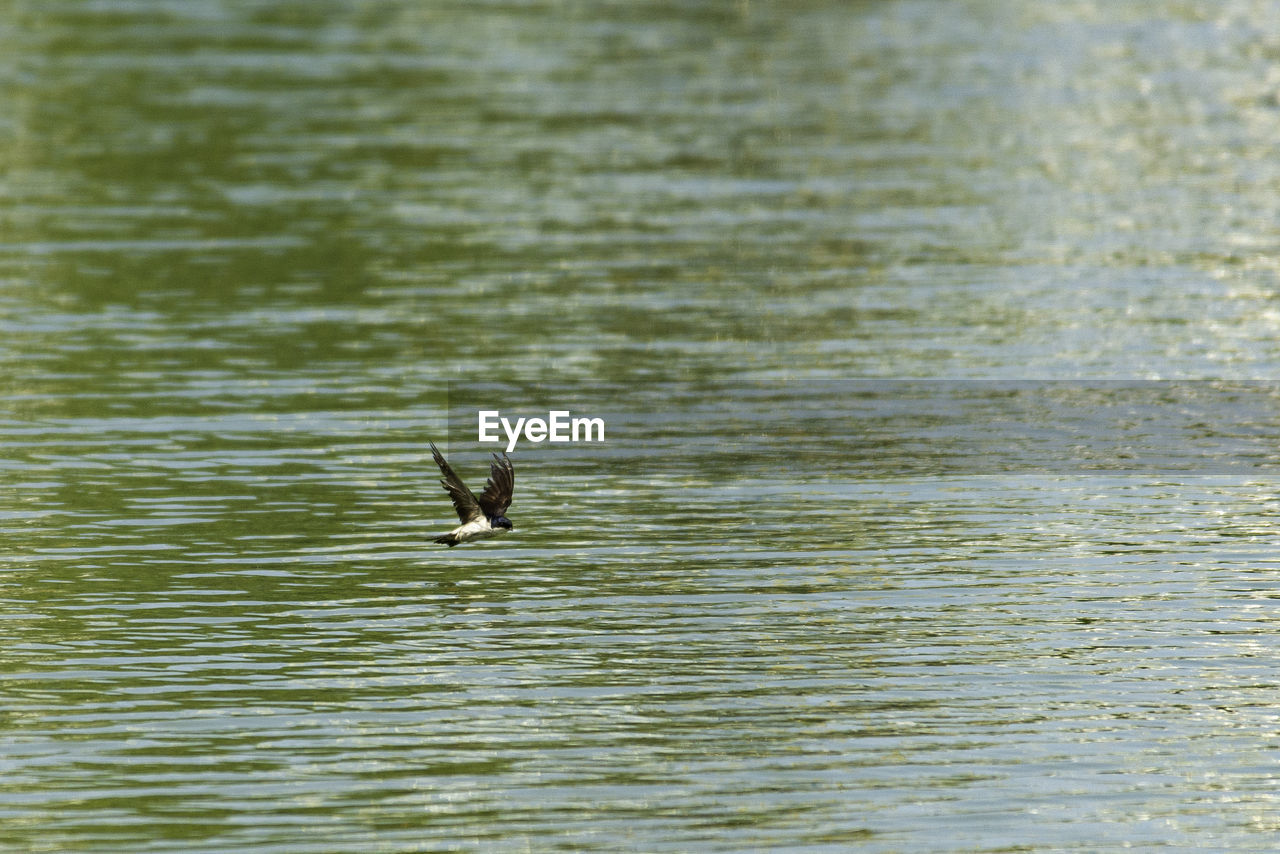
[429,441,515,546]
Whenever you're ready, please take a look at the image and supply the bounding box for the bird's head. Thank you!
[493,516,514,530]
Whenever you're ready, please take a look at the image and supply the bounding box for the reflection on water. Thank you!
[6,1,1280,851]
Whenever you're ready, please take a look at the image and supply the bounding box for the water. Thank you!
[6,1,1280,850]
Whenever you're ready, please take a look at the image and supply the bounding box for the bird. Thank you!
[429,441,515,547]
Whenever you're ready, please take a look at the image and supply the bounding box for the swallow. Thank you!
[429,441,514,546]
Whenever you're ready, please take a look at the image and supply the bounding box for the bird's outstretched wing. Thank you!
[477,453,514,518]
[430,442,482,523]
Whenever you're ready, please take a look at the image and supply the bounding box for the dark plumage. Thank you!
[429,442,515,546]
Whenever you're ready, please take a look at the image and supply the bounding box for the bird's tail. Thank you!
[434,534,458,547]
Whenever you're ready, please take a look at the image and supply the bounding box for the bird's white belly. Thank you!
[451,518,501,543]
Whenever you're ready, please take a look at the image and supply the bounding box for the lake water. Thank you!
[6,1,1280,851]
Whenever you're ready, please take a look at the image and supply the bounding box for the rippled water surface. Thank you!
[7,1,1280,851]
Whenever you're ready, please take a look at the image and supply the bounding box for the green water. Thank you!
[6,2,1280,851]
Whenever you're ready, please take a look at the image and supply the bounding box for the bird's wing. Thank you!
[430,442,482,523]
[477,453,514,517]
